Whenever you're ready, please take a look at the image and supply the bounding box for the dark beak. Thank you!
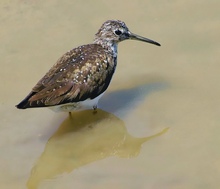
[129,32,161,46]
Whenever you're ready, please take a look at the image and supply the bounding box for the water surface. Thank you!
[1,0,220,188]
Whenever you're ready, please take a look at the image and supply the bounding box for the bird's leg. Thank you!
[93,105,97,114]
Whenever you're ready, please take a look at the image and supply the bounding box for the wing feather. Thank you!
[16,44,115,109]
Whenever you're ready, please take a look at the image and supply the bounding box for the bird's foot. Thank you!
[93,105,97,114]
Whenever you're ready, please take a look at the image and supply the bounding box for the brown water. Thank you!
[1,0,220,189]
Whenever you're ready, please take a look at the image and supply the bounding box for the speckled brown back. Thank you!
[17,44,116,108]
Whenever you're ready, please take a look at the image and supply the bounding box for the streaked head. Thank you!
[94,20,160,46]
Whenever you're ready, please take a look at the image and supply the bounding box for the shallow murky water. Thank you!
[1,0,220,188]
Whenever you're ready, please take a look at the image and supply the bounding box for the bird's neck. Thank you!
[93,38,118,58]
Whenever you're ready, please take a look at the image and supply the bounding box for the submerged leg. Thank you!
[93,105,97,114]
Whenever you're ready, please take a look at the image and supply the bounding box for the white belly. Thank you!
[49,93,104,112]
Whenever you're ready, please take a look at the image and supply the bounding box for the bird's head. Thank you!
[94,20,161,46]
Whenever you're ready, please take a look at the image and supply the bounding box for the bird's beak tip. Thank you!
[129,32,161,47]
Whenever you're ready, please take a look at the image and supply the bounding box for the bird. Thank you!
[16,20,160,114]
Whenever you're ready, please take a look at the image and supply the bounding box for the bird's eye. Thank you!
[114,30,122,36]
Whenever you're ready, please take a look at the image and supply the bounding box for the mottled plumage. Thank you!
[16,20,160,112]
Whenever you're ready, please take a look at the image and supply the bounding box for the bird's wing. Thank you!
[16,44,115,109]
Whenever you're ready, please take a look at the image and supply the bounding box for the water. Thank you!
[1,0,220,188]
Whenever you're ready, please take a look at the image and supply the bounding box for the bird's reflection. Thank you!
[27,109,168,189]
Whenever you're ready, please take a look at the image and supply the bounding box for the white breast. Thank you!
[49,93,104,112]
